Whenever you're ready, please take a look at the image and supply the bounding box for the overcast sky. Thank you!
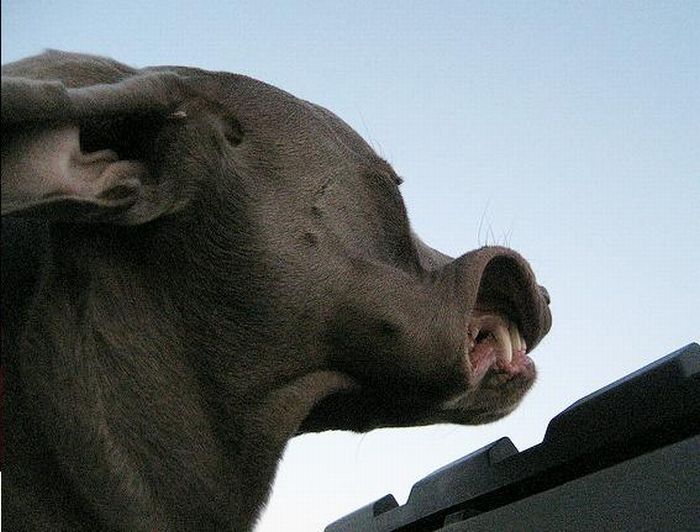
[3,2,699,530]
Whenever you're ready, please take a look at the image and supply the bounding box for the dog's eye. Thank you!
[224,120,244,146]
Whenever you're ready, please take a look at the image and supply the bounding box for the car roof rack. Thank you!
[326,342,699,532]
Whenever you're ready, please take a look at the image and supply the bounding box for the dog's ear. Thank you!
[1,73,190,225]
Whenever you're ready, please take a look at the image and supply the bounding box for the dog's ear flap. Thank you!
[2,124,154,224]
[1,74,188,225]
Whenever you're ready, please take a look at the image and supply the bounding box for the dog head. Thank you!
[2,50,551,432]
[2,50,551,527]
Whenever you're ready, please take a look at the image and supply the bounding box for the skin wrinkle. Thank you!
[1,50,552,530]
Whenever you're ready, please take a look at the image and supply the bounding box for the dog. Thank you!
[1,50,552,530]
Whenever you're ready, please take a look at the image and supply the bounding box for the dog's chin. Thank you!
[297,360,536,435]
[439,363,537,426]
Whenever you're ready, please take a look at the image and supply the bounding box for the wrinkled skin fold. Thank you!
[1,51,552,530]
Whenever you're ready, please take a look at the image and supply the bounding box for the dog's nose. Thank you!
[539,285,551,305]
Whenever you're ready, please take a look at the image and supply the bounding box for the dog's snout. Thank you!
[539,285,551,305]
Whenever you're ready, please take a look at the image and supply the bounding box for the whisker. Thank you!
[477,199,491,246]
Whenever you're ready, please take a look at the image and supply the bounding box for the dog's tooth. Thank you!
[510,323,522,353]
[493,325,512,364]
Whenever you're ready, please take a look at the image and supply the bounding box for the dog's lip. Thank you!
[449,247,551,387]
[461,249,551,354]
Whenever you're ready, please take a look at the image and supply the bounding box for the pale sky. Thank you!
[3,2,699,530]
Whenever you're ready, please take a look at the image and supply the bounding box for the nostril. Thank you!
[539,285,551,305]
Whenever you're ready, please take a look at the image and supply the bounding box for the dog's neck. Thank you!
[8,237,356,530]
